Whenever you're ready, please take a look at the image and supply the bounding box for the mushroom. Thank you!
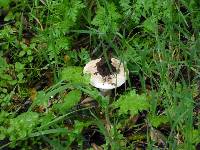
[83,57,127,96]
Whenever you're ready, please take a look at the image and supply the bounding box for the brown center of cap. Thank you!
[96,58,117,77]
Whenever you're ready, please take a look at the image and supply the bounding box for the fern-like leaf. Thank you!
[92,2,121,34]
[113,90,149,116]
[53,90,81,114]
[61,66,89,85]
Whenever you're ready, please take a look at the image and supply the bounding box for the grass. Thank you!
[0,0,200,149]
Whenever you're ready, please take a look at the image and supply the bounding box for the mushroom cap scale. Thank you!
[83,58,127,90]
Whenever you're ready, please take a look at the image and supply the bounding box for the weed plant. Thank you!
[0,0,200,149]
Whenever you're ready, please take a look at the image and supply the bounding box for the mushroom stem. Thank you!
[99,89,112,97]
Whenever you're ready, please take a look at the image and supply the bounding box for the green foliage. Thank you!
[39,113,55,128]
[7,112,39,141]
[67,48,90,66]
[119,0,131,13]
[0,56,16,87]
[0,0,199,149]
[0,57,16,107]
[149,115,168,128]
[18,43,35,62]
[53,90,82,114]
[143,16,158,33]
[136,0,171,24]
[31,91,49,108]
[67,120,89,147]
[0,111,10,140]
[35,0,85,61]
[78,48,90,65]
[45,0,85,30]
[61,66,89,85]
[192,130,200,145]
[113,90,149,116]
[15,62,25,83]
[92,2,121,34]
[0,0,10,8]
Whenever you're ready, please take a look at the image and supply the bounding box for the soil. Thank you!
[96,57,117,77]
[83,125,105,148]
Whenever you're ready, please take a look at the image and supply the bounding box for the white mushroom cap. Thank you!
[83,58,127,90]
